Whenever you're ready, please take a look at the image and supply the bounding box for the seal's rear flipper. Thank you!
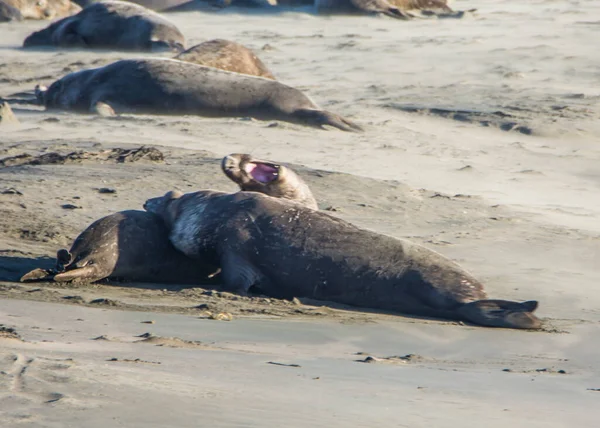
[21,268,54,282]
[294,109,364,132]
[458,299,541,330]
[53,266,103,283]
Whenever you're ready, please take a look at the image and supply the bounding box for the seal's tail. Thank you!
[457,299,541,329]
[294,109,364,132]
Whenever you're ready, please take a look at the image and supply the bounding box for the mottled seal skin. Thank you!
[175,39,276,80]
[222,153,318,210]
[316,0,470,19]
[21,210,219,284]
[144,190,542,330]
[38,58,362,131]
[72,0,194,12]
[22,1,185,52]
[1,0,79,22]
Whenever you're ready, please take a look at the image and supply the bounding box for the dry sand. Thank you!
[0,0,599,426]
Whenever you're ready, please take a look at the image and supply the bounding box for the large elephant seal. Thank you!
[222,153,318,210]
[22,1,184,52]
[37,58,362,131]
[316,0,471,19]
[1,0,79,22]
[144,190,542,329]
[175,39,276,80]
[21,210,219,284]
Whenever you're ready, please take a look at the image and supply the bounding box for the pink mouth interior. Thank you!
[245,162,279,183]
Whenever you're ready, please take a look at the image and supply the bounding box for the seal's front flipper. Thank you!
[21,268,54,282]
[294,109,364,132]
[91,102,116,117]
[53,266,104,283]
[458,299,541,330]
[220,252,265,296]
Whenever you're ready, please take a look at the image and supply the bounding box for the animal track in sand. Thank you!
[0,353,75,423]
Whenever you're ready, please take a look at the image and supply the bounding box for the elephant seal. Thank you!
[316,0,471,19]
[21,210,219,284]
[1,0,79,22]
[72,0,193,12]
[175,39,276,80]
[37,58,362,131]
[221,153,318,210]
[22,1,185,52]
[144,190,542,329]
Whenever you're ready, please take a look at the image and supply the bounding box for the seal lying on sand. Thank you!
[72,0,193,12]
[22,1,184,52]
[175,39,276,80]
[316,0,472,19]
[144,190,542,329]
[37,58,362,131]
[21,210,219,284]
[1,0,79,22]
[222,153,318,209]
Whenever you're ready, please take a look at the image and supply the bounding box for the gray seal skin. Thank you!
[21,210,219,284]
[37,58,363,131]
[144,190,542,329]
[175,39,276,80]
[222,153,318,210]
[1,0,80,22]
[22,1,185,52]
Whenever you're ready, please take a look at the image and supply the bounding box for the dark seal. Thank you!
[21,210,218,284]
[144,190,541,329]
[37,58,362,131]
[22,1,184,52]
[221,153,318,209]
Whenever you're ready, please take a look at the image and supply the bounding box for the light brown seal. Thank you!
[22,1,185,52]
[37,58,362,131]
[175,39,276,80]
[21,210,219,284]
[144,190,542,329]
[1,0,79,22]
[221,153,318,210]
[316,0,472,19]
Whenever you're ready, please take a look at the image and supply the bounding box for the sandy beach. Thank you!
[1,0,599,426]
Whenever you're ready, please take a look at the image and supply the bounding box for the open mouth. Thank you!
[244,162,279,183]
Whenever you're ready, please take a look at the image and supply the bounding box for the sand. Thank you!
[0,0,599,426]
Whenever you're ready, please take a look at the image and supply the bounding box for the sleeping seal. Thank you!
[221,153,318,210]
[37,58,362,131]
[22,1,184,51]
[144,190,542,329]
[0,0,79,22]
[316,0,472,19]
[21,210,219,284]
[175,39,276,80]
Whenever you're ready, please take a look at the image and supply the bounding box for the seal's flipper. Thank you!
[53,266,104,283]
[21,268,54,282]
[220,252,265,295]
[458,299,542,329]
[294,109,364,132]
[91,102,116,117]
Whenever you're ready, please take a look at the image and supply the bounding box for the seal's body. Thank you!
[221,153,318,209]
[23,1,184,52]
[21,210,219,284]
[38,58,362,131]
[1,0,79,22]
[175,39,276,80]
[145,190,541,329]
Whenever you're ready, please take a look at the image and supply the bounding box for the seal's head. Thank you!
[221,153,318,210]
[143,190,184,228]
